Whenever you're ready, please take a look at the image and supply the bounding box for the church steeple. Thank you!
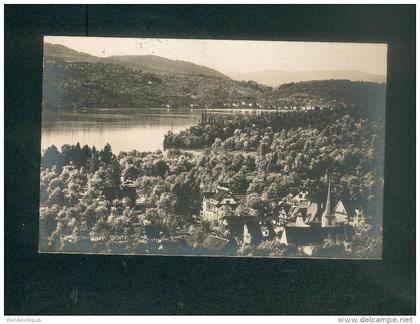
[321,172,336,227]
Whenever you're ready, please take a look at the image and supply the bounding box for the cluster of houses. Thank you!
[200,177,368,247]
[162,96,339,112]
[98,175,369,252]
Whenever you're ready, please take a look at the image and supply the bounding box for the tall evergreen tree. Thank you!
[42,145,61,171]
[101,143,113,163]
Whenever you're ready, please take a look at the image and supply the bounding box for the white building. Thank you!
[201,185,242,225]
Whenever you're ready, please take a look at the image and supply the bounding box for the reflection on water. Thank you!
[41,110,202,153]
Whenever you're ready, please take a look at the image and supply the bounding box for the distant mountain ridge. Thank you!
[106,55,227,78]
[230,70,386,86]
[44,43,98,62]
[44,42,227,78]
[45,43,386,85]
[42,42,386,115]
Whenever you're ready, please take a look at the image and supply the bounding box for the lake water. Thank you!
[41,108,278,153]
[41,110,202,153]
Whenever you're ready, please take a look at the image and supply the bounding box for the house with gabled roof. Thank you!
[350,208,369,226]
[243,222,263,246]
[304,202,320,224]
[333,198,368,226]
[333,200,349,224]
[200,185,244,225]
[201,235,232,251]
[277,200,320,228]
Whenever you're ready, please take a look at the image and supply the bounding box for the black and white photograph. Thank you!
[4,3,416,318]
[39,36,386,258]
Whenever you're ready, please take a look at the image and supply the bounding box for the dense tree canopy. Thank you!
[40,102,384,257]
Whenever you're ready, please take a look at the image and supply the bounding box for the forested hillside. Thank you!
[39,42,386,258]
[43,43,98,62]
[44,42,227,77]
[42,58,274,111]
[163,108,385,218]
[42,43,386,113]
[39,109,384,257]
[106,55,228,78]
[275,80,386,109]
[230,70,386,86]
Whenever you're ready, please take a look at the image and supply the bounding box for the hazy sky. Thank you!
[45,36,387,75]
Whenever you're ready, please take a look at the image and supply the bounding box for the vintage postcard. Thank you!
[39,36,386,258]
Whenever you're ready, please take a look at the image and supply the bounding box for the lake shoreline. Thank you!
[41,108,284,153]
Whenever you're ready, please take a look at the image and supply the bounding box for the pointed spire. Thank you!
[321,170,335,227]
[323,172,331,218]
